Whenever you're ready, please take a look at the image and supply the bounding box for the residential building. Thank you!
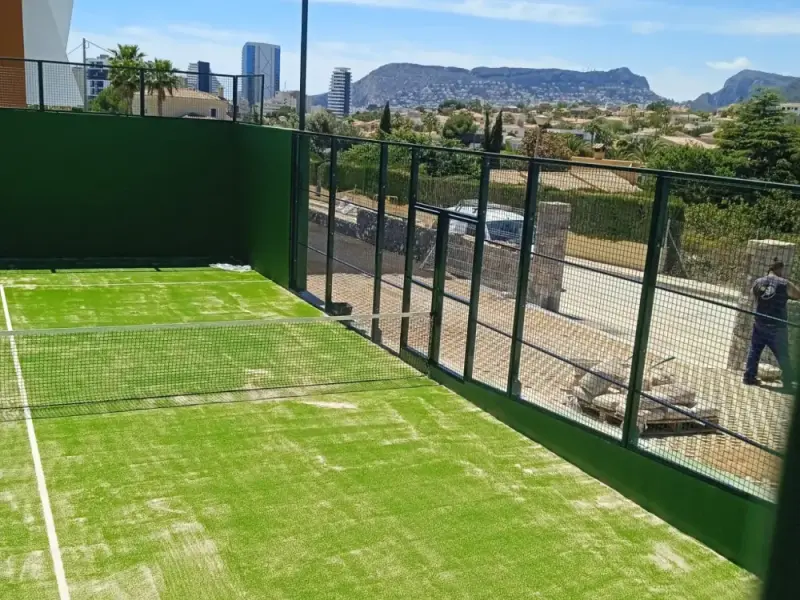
[328,67,352,117]
[187,61,223,97]
[241,42,280,106]
[86,54,111,102]
[1,0,80,107]
[780,103,800,114]
[132,88,230,120]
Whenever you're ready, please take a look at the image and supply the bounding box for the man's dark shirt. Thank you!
[753,274,789,328]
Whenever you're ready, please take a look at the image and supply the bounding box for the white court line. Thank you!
[3,280,270,289]
[0,285,71,600]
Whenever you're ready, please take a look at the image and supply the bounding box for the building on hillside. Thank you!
[328,67,352,117]
[780,103,800,114]
[241,42,280,106]
[0,0,81,107]
[187,62,224,96]
[132,88,230,120]
[86,54,111,102]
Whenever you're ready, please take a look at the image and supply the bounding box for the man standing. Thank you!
[744,259,800,388]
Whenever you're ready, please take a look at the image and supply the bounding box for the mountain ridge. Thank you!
[312,63,663,109]
[691,70,800,110]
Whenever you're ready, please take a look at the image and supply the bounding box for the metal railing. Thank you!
[290,130,800,501]
[0,57,266,123]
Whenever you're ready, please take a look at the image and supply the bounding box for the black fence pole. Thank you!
[507,161,541,396]
[325,138,338,312]
[622,175,671,447]
[429,212,450,364]
[400,148,421,350]
[232,76,238,123]
[463,155,491,380]
[371,142,389,343]
[260,75,265,124]
[37,61,45,111]
[139,69,145,116]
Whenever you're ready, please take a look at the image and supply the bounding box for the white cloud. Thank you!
[69,23,584,95]
[311,0,598,26]
[630,21,664,35]
[722,15,800,36]
[705,56,752,71]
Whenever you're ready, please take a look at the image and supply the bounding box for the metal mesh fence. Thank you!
[0,59,252,121]
[0,313,431,420]
[295,130,800,500]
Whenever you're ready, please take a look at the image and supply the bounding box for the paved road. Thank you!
[559,263,738,369]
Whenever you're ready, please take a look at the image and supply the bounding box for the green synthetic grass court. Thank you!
[0,268,755,599]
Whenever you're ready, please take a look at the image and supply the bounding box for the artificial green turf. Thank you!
[0,269,756,599]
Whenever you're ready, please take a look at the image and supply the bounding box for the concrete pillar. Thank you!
[727,239,796,371]
[528,202,571,312]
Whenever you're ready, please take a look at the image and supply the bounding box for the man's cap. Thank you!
[769,257,785,273]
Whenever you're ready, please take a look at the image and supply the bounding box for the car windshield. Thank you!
[487,219,524,244]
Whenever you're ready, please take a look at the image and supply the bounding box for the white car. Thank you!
[448,201,532,248]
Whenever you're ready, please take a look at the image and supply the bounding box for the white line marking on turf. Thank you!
[0,285,71,600]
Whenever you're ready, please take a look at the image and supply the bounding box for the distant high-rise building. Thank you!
[241,42,280,106]
[328,68,352,117]
[187,62,224,97]
[85,54,111,102]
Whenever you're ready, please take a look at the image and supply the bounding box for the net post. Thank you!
[325,137,338,312]
[400,147,420,350]
[507,160,540,396]
[260,75,265,124]
[429,212,450,364]
[622,175,671,448]
[371,142,389,343]
[37,60,45,111]
[139,69,146,116]
[463,154,491,380]
[232,76,238,123]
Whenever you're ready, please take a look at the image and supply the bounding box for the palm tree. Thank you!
[565,135,590,157]
[622,136,664,164]
[146,59,180,117]
[109,44,146,114]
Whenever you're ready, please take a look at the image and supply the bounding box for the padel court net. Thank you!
[0,312,431,418]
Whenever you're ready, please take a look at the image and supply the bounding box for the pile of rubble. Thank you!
[567,359,720,436]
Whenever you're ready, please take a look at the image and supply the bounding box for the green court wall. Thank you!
[423,365,776,577]
[0,111,294,281]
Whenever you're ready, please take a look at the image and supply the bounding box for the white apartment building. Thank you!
[328,67,352,117]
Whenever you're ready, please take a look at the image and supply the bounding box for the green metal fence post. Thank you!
[260,75,265,124]
[37,61,45,111]
[371,142,389,343]
[289,132,299,290]
[507,161,541,396]
[400,148,421,350]
[429,212,450,364]
[139,69,145,116]
[232,76,238,123]
[325,138,338,312]
[622,175,671,448]
[295,134,310,291]
[463,154,491,380]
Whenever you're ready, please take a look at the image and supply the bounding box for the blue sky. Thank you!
[67,0,800,101]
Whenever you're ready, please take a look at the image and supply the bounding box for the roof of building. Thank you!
[661,135,717,149]
[134,88,228,102]
[490,166,641,194]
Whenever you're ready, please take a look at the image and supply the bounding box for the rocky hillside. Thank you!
[691,70,800,110]
[312,63,663,109]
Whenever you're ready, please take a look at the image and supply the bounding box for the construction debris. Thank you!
[567,358,720,437]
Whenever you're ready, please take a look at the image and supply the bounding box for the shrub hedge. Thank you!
[317,162,685,244]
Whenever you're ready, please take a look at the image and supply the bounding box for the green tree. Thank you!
[482,111,504,153]
[422,111,439,134]
[717,90,800,183]
[145,58,180,117]
[502,111,515,125]
[520,128,571,160]
[585,118,610,144]
[109,44,146,114]
[621,136,664,163]
[379,102,392,136]
[89,86,126,114]
[442,112,477,142]
[467,98,484,112]
[564,134,590,157]
[438,99,466,115]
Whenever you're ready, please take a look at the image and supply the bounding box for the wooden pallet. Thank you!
[577,399,720,438]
